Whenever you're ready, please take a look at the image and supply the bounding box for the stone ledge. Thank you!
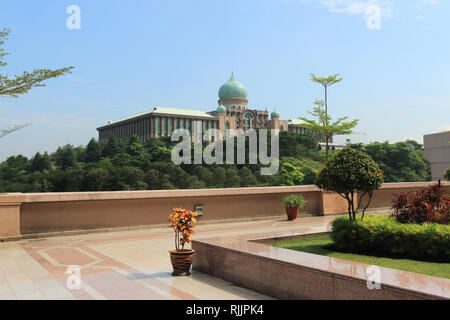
[192,231,450,300]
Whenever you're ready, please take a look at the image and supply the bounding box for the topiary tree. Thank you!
[316,148,384,220]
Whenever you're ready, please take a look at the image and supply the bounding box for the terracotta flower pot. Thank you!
[285,207,299,221]
[169,249,195,276]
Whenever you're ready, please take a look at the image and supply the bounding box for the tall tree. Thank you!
[310,73,343,117]
[300,100,358,159]
[0,28,74,137]
[86,138,101,163]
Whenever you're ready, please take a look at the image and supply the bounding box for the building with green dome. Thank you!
[97,73,306,142]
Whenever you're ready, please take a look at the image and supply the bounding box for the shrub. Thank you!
[169,208,197,252]
[282,195,306,208]
[445,168,450,181]
[316,148,384,220]
[331,215,450,262]
[391,183,450,225]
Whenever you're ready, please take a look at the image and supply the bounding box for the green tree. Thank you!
[310,73,343,117]
[238,167,258,187]
[82,168,108,191]
[145,169,160,189]
[193,166,214,187]
[277,162,304,186]
[364,141,430,182]
[102,136,123,158]
[225,168,241,188]
[54,145,77,170]
[31,152,42,172]
[212,167,226,188]
[0,28,73,137]
[445,168,450,181]
[186,176,206,189]
[127,135,144,157]
[86,138,101,163]
[316,148,384,220]
[111,153,133,167]
[300,100,358,159]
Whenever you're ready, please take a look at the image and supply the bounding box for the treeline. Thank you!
[0,132,323,192]
[0,133,431,193]
[349,140,431,182]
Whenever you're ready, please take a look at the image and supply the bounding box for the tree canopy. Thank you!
[0,134,431,193]
[300,100,358,159]
[0,28,74,137]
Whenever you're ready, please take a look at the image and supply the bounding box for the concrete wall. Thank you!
[0,182,448,240]
[424,131,450,181]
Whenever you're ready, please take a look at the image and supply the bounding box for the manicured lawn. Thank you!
[269,235,450,279]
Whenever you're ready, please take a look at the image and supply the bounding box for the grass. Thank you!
[269,235,450,279]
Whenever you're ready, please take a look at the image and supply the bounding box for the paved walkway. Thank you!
[0,215,336,300]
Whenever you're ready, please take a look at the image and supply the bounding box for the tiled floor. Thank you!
[0,215,336,300]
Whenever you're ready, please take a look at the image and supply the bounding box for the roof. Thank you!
[288,118,307,126]
[218,73,248,100]
[105,106,214,126]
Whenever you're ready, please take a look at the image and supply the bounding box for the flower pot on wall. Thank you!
[282,195,306,221]
[169,249,195,276]
[285,207,299,221]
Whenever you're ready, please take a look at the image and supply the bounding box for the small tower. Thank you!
[271,109,280,120]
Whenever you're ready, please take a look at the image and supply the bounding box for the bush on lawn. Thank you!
[331,215,450,262]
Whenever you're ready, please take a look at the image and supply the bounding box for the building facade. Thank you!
[424,131,450,181]
[97,74,312,142]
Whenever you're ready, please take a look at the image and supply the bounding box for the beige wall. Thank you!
[424,131,450,181]
[0,182,448,240]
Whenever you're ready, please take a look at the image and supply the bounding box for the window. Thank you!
[245,113,252,129]
[176,118,180,129]
[182,119,186,129]
[157,117,161,135]
[169,118,174,134]
[164,118,168,135]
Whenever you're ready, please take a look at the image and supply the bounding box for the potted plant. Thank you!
[169,207,197,276]
[282,195,306,221]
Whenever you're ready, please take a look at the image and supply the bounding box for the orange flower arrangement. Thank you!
[169,208,197,252]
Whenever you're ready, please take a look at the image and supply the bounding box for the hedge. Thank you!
[331,215,450,262]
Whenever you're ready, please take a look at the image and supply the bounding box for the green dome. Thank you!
[216,105,227,113]
[271,110,280,119]
[218,73,248,100]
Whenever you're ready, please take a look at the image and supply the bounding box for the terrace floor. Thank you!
[0,215,336,300]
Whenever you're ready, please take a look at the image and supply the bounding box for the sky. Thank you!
[0,0,449,160]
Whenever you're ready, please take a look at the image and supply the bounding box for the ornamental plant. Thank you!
[316,148,384,220]
[391,183,450,225]
[282,195,306,208]
[169,208,197,252]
